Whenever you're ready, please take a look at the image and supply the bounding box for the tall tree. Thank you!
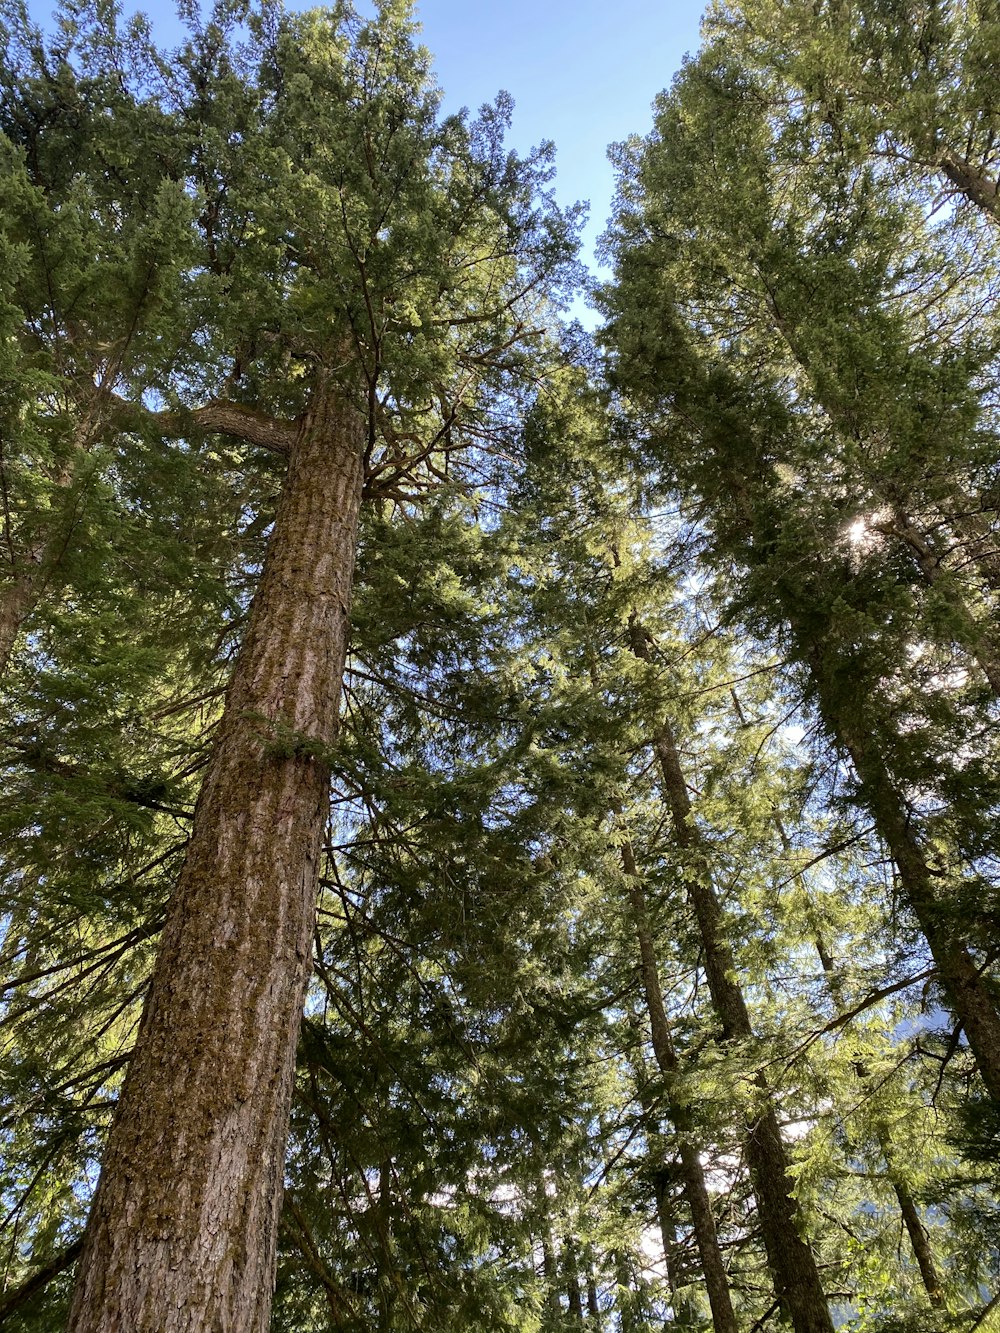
[602,16,1000,1114]
[1,2,577,1327]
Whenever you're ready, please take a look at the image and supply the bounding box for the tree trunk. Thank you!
[565,1237,584,1320]
[619,837,739,1333]
[768,789,946,1313]
[808,646,1000,1105]
[630,619,834,1333]
[0,566,41,677]
[67,379,365,1333]
[585,1250,601,1319]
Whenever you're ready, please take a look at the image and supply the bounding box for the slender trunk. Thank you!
[629,620,834,1333]
[767,790,946,1311]
[619,837,739,1333]
[810,931,945,1306]
[68,380,365,1333]
[651,1172,700,1328]
[566,1237,584,1320]
[892,1174,944,1306]
[584,1247,601,1319]
[808,646,1000,1104]
[537,1180,562,1322]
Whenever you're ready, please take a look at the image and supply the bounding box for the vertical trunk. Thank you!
[651,1172,699,1328]
[892,1174,944,1306]
[565,1237,584,1319]
[809,647,1000,1104]
[769,792,946,1311]
[585,1254,601,1319]
[630,619,834,1333]
[619,837,739,1333]
[68,380,366,1333]
[537,1181,562,1323]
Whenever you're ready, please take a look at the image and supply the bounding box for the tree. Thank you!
[602,14,1000,1114]
[1,1,577,1327]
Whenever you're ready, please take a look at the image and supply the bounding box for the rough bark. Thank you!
[808,646,1000,1105]
[67,378,365,1333]
[619,836,739,1333]
[629,620,834,1333]
[108,396,297,458]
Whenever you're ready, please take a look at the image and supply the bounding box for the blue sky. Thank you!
[401,1,707,292]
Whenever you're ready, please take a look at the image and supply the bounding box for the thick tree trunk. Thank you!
[808,648,1000,1105]
[619,837,739,1333]
[630,619,834,1333]
[67,380,365,1333]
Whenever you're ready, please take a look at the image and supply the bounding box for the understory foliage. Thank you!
[1,0,999,1330]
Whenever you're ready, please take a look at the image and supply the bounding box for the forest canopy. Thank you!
[1,0,999,1330]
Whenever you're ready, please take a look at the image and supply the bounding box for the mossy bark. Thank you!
[67,380,365,1333]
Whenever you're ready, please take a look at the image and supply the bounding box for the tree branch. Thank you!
[110,395,297,456]
[0,1240,83,1325]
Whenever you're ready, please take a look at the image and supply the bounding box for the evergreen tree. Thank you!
[1,2,577,1327]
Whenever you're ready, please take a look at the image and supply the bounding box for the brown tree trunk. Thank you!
[630,619,834,1333]
[586,1263,601,1319]
[769,791,946,1312]
[808,647,1000,1105]
[619,836,739,1333]
[892,1175,944,1306]
[565,1237,584,1320]
[67,379,365,1333]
